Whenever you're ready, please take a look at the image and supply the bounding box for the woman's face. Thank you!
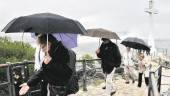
[139,54,144,61]
[40,42,51,53]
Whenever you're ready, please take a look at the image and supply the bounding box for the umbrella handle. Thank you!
[98,38,101,47]
[47,33,48,56]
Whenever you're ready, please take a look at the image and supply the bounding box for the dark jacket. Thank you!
[97,41,121,74]
[27,41,73,87]
[65,50,79,95]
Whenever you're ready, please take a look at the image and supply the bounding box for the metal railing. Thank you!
[0,61,34,96]
[148,65,162,96]
[0,59,102,96]
[148,63,170,96]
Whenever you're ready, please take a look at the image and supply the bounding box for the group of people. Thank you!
[19,34,151,96]
[96,38,151,96]
[123,47,151,87]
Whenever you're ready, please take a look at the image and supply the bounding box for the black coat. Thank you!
[97,41,121,74]
[27,41,73,87]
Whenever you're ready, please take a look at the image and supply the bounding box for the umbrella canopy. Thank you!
[54,33,77,48]
[85,28,120,39]
[2,13,86,34]
[31,33,77,49]
[121,37,150,51]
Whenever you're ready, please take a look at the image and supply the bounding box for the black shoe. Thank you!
[110,91,116,96]
[125,81,129,84]
[138,85,141,87]
[102,86,106,89]
[132,80,135,83]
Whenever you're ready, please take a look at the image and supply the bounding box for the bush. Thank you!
[0,36,35,64]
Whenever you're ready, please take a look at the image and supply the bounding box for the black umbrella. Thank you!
[2,13,87,52]
[2,13,86,34]
[121,37,150,51]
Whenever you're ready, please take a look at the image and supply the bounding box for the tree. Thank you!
[82,54,94,60]
[0,36,35,64]
[0,36,35,95]
[82,54,95,68]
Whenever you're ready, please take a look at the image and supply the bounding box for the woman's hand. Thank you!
[43,52,52,64]
[96,48,100,54]
[19,83,30,95]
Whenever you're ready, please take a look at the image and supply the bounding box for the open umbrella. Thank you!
[121,37,150,51]
[53,33,77,48]
[2,13,86,51]
[84,28,120,45]
[31,33,77,49]
[85,28,120,40]
[2,13,86,34]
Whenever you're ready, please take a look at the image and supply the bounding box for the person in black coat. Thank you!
[19,34,73,96]
[96,38,121,96]
[96,38,121,74]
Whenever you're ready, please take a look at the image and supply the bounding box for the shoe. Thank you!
[138,85,141,87]
[125,81,129,84]
[102,86,106,89]
[110,91,116,96]
[132,80,135,83]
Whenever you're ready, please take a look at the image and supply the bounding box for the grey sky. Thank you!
[0,0,170,40]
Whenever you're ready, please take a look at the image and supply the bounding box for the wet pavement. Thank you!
[76,75,148,96]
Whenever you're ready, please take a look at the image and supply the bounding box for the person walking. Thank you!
[137,53,149,87]
[32,33,79,96]
[19,34,73,96]
[96,38,121,96]
[123,47,137,84]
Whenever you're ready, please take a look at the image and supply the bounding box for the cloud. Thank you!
[1,0,170,40]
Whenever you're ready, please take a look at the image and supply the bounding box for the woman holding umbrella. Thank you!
[96,38,121,96]
[137,52,150,87]
[1,13,86,96]
[32,33,79,96]
[19,34,73,96]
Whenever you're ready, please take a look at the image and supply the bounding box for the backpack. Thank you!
[101,42,121,68]
[112,44,121,68]
[66,50,79,95]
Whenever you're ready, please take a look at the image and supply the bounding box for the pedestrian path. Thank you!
[76,76,148,96]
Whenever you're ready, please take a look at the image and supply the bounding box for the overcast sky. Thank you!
[0,0,170,43]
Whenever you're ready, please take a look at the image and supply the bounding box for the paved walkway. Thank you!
[75,62,166,96]
[75,75,148,96]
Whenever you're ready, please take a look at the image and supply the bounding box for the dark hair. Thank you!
[139,53,145,59]
[146,50,150,55]
[101,38,110,42]
[37,34,58,45]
